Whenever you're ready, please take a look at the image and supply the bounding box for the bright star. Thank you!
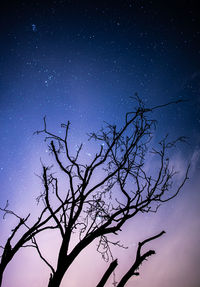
[32,24,37,32]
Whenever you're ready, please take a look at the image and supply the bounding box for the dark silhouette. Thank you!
[0,189,68,285]
[0,98,189,287]
[34,98,189,287]
[97,259,118,287]
[97,230,165,287]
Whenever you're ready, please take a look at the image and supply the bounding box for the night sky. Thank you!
[0,1,200,286]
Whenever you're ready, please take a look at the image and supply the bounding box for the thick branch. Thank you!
[96,259,118,287]
[116,230,165,287]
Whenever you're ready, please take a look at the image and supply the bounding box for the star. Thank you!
[31,24,37,32]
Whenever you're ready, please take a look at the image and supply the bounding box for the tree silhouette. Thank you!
[0,191,68,286]
[0,98,189,287]
[34,98,189,287]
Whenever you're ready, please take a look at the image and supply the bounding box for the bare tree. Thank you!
[0,186,68,285]
[31,98,189,287]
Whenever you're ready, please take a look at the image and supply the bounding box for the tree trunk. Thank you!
[0,264,6,287]
[0,250,13,287]
[0,272,3,287]
[47,252,73,287]
[48,268,66,287]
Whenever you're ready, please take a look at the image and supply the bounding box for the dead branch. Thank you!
[116,231,165,287]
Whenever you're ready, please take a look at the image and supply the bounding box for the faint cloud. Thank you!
[190,148,200,174]
[169,154,188,180]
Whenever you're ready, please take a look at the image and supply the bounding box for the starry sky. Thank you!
[0,1,200,286]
